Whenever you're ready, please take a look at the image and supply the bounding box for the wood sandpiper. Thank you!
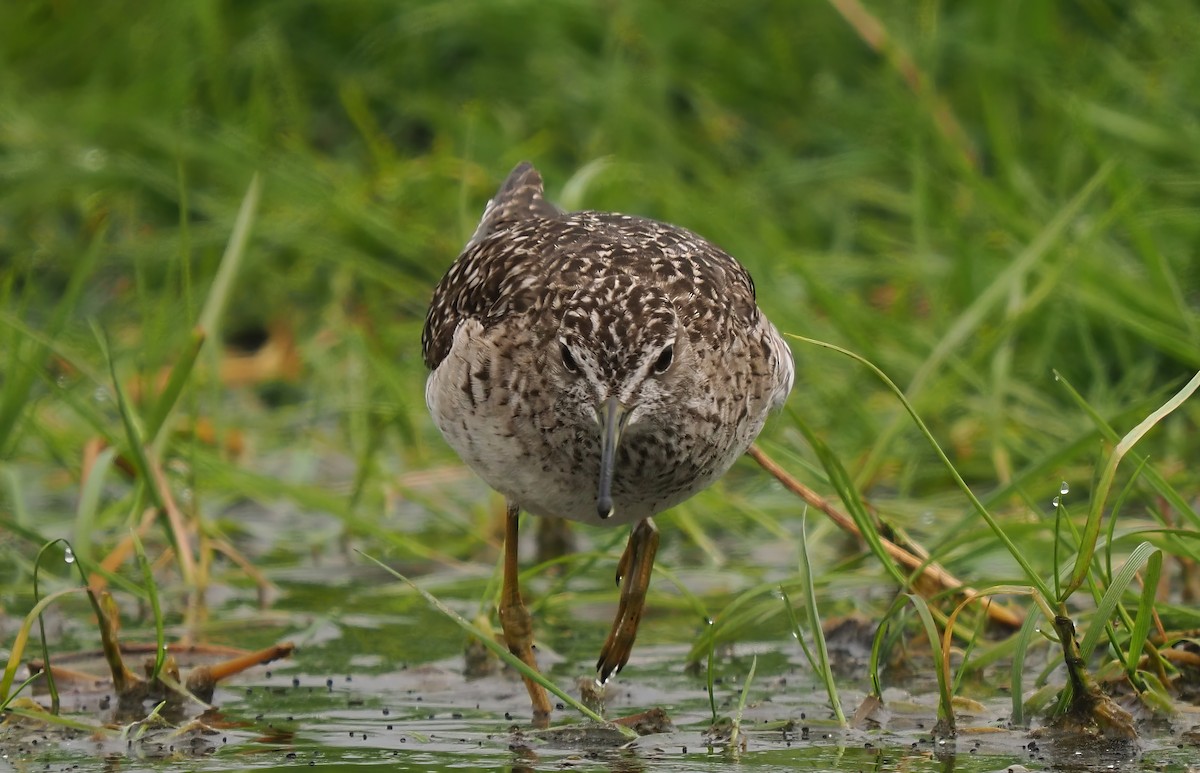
[423,162,793,723]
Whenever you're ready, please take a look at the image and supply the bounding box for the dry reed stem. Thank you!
[747,444,1023,629]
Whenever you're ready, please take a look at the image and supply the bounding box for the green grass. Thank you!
[2,0,1200,740]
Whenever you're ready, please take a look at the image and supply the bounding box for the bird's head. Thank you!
[552,273,684,520]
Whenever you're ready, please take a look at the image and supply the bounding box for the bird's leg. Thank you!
[498,501,553,726]
[596,518,659,683]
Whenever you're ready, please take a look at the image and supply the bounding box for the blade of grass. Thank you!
[868,596,910,700]
[20,539,123,712]
[73,445,118,569]
[1010,602,1044,728]
[359,551,635,737]
[92,324,162,520]
[939,585,1039,719]
[727,654,757,755]
[780,589,818,672]
[0,224,106,457]
[706,617,718,724]
[950,597,993,696]
[642,563,712,627]
[781,587,845,727]
[149,172,261,459]
[687,578,806,665]
[790,335,1054,603]
[0,587,88,707]
[672,509,726,567]
[0,472,61,589]
[1052,490,1066,600]
[1125,549,1162,680]
[906,593,954,738]
[825,0,977,170]
[1062,370,1200,598]
[1078,541,1160,662]
[5,704,114,735]
[854,162,1115,487]
[791,412,908,587]
[196,172,263,336]
[1105,457,1153,582]
[795,510,845,726]
[130,529,168,681]
[748,444,1025,629]
[142,329,206,444]
[31,540,71,713]
[1054,370,1200,530]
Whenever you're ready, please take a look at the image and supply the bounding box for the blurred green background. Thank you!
[2,0,1199,612]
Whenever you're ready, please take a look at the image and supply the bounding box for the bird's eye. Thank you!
[560,343,579,373]
[652,344,674,374]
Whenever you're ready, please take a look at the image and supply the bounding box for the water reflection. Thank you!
[507,747,647,773]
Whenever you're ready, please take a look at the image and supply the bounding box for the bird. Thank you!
[422,162,793,724]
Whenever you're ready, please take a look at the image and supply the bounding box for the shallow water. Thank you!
[5,582,1199,772]
[4,464,1199,771]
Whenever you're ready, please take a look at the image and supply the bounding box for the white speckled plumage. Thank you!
[423,162,793,527]
[425,162,794,695]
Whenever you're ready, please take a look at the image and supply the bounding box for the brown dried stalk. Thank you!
[748,444,1022,629]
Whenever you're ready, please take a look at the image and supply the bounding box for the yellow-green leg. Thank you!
[498,501,553,726]
[596,518,659,683]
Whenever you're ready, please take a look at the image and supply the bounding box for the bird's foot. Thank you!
[596,519,660,683]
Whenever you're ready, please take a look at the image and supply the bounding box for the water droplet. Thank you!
[64,547,75,564]
[1052,496,1060,507]
[1060,481,1069,495]
[92,387,108,403]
